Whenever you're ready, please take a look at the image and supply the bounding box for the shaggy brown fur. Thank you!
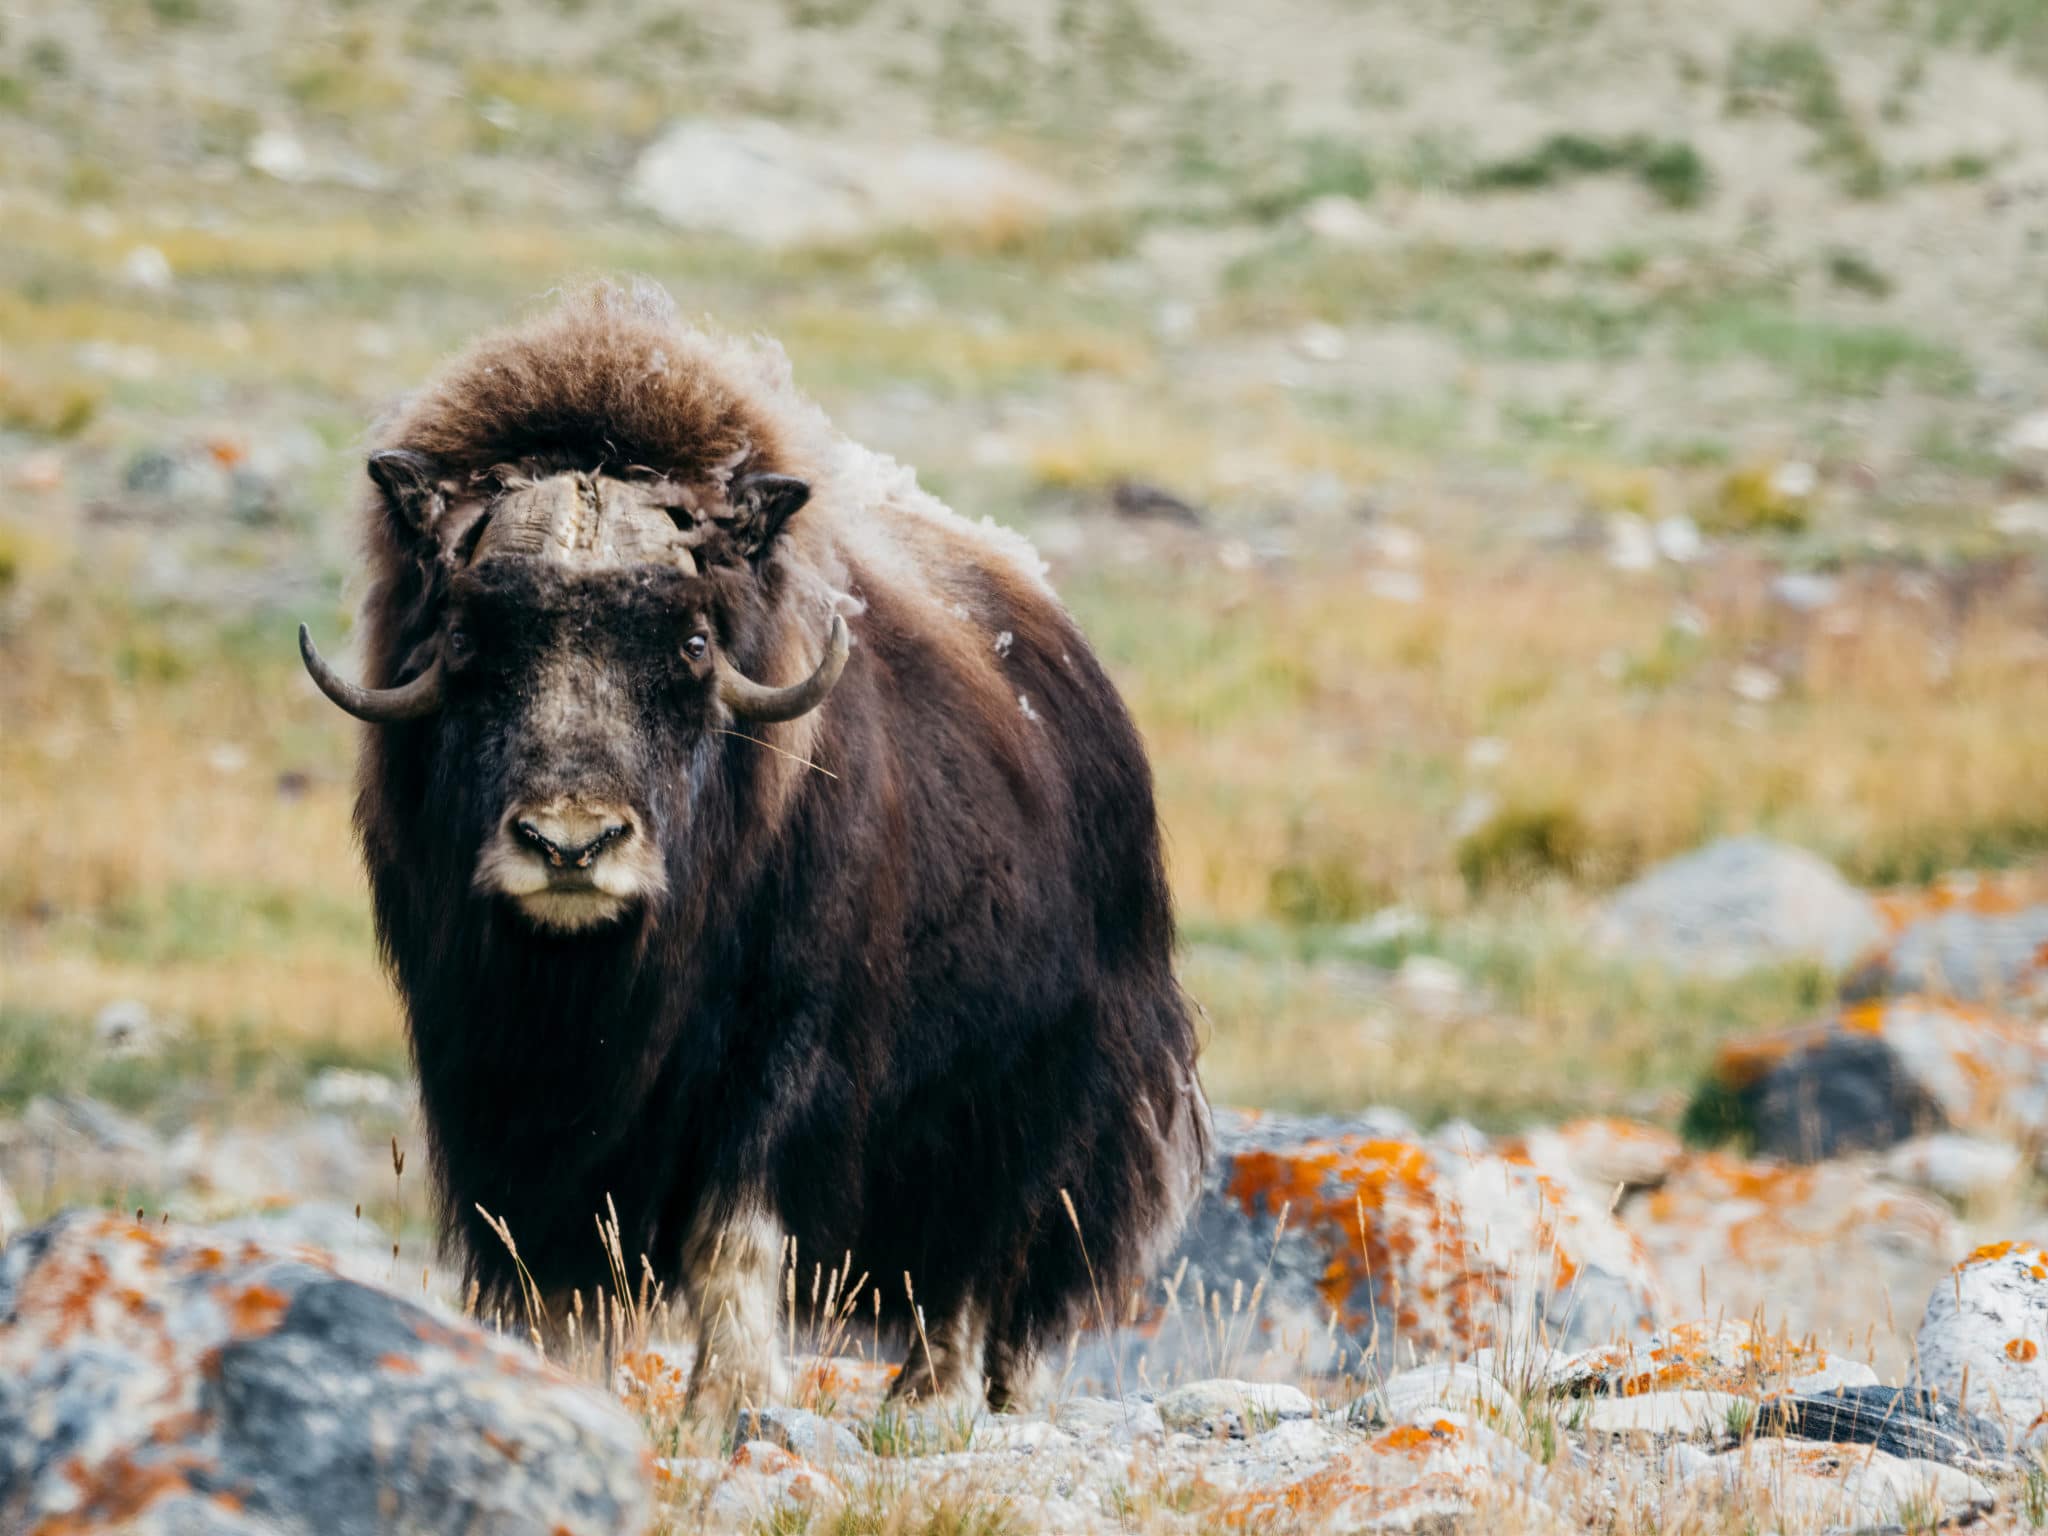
[343,281,1210,1409]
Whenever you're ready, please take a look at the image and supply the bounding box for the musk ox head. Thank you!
[301,449,846,934]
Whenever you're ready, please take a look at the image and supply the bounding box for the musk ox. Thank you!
[300,283,1208,1412]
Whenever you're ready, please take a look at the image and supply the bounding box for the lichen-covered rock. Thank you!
[1584,1390,1746,1439]
[0,1209,654,1536]
[1677,1438,1996,1529]
[1208,1411,1549,1534]
[1148,1111,1663,1378]
[1851,901,2048,1010]
[1724,998,2048,1159]
[1593,837,1884,976]
[1511,1119,1685,1195]
[1915,1240,2048,1446]
[1530,1319,1871,1400]
[1625,1155,1955,1368]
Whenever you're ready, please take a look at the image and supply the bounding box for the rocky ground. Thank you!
[5,842,2044,1533]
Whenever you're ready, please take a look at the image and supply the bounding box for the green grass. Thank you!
[1469,132,1712,209]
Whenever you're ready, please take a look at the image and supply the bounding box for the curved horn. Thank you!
[298,624,445,723]
[716,613,850,724]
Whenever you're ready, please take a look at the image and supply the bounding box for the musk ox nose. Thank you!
[510,807,635,872]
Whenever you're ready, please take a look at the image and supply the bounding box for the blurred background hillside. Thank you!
[3,0,2048,1181]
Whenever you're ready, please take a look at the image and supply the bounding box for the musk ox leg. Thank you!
[981,1326,1037,1414]
[885,1301,985,1407]
[682,1202,788,1416]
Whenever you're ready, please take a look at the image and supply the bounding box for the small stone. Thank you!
[734,1405,868,1466]
[1770,571,1839,612]
[1155,1379,1314,1434]
[304,1067,407,1115]
[1997,410,2048,484]
[91,999,158,1057]
[121,244,173,293]
[1393,955,1464,1015]
[1606,513,1657,571]
[1292,322,1347,362]
[1729,663,1781,703]
[1302,194,1382,246]
[1364,567,1424,604]
[1654,515,1703,563]
[248,127,310,182]
[1051,1395,1163,1440]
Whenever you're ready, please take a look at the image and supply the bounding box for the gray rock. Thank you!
[1752,1030,1944,1160]
[1594,837,1884,976]
[0,1209,653,1535]
[1760,1385,2011,1466]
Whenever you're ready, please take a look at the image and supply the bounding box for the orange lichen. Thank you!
[1372,1419,1460,1454]
[224,1283,290,1337]
[616,1349,690,1419]
[1226,1137,1515,1347]
[378,1352,421,1375]
[2005,1339,2039,1363]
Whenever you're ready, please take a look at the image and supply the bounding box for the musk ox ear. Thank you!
[728,473,811,562]
[367,449,448,541]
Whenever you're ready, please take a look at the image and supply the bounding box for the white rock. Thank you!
[1681,1439,1993,1529]
[1654,515,1703,563]
[1881,1133,2024,1203]
[1292,322,1347,362]
[1302,194,1383,246]
[1605,513,1657,571]
[1394,955,1465,1014]
[1997,410,2048,482]
[627,119,1061,248]
[1729,663,1782,703]
[248,127,310,182]
[305,1068,407,1115]
[1915,1240,2048,1437]
[1362,524,1424,566]
[1771,572,1840,612]
[1364,567,1424,604]
[121,244,172,293]
[1994,499,2048,538]
[1770,460,1819,499]
[1586,1390,1747,1439]
[1358,1363,1525,1436]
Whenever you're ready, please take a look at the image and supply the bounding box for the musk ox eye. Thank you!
[683,633,709,663]
[444,625,474,664]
